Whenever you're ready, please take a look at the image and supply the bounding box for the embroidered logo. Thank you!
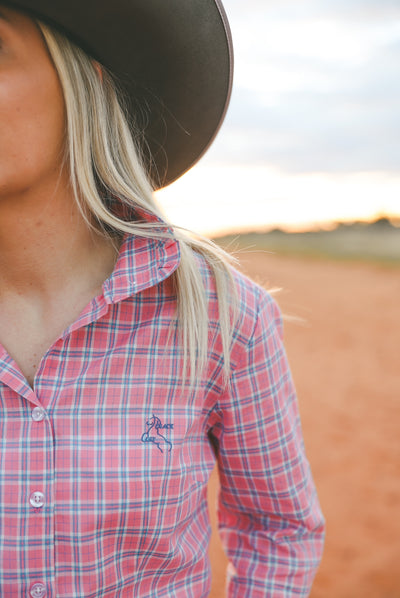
[141,414,173,453]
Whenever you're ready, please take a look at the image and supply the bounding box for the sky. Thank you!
[156,0,400,235]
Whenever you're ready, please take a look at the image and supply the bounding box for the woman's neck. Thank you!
[0,181,119,301]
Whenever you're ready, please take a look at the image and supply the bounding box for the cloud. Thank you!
[212,0,400,174]
[225,0,400,23]
[305,0,400,22]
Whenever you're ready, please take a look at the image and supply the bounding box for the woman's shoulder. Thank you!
[193,248,283,344]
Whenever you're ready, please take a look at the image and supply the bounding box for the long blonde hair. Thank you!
[38,21,237,386]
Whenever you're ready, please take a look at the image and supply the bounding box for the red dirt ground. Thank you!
[207,252,400,598]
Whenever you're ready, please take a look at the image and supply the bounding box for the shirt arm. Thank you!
[209,289,325,597]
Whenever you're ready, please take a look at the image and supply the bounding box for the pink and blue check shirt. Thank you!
[0,232,324,597]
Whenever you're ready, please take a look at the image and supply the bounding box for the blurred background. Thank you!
[159,1,400,596]
[157,0,400,235]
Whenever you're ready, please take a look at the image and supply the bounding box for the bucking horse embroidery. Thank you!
[141,414,173,453]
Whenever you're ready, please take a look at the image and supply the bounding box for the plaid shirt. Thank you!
[0,232,324,598]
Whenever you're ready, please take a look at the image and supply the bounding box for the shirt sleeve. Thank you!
[208,288,325,597]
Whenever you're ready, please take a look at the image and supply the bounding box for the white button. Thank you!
[29,491,45,508]
[32,407,46,422]
[30,583,46,598]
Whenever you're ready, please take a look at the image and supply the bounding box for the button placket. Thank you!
[27,390,55,598]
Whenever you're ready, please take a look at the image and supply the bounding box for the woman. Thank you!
[0,2,324,597]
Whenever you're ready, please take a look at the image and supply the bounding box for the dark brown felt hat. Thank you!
[6,0,233,189]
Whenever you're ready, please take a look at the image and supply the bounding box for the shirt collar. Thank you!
[102,226,181,304]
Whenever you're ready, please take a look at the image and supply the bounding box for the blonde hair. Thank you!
[38,21,237,386]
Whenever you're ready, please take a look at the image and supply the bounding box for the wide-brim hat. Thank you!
[6,0,233,189]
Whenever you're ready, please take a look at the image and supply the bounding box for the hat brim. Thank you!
[6,0,233,189]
